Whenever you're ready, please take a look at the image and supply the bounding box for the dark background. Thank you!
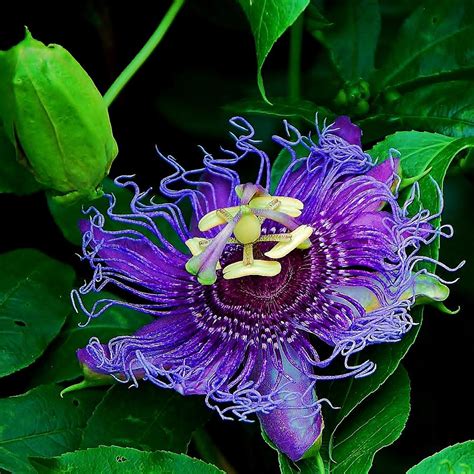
[1,1,472,472]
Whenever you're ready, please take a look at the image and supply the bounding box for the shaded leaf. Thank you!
[81,383,209,453]
[30,291,153,385]
[237,0,310,101]
[30,446,224,473]
[0,385,102,462]
[361,81,474,142]
[317,0,380,80]
[407,441,474,473]
[374,0,474,91]
[224,98,333,125]
[0,249,75,378]
[0,447,35,473]
[329,366,411,473]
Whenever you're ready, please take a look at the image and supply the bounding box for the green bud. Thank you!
[334,88,347,107]
[0,29,118,203]
[354,99,369,116]
[359,80,370,100]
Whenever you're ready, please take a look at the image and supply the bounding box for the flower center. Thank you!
[185,183,314,285]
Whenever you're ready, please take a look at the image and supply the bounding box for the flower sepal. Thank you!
[60,364,115,398]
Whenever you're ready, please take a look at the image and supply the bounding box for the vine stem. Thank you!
[288,14,304,102]
[103,0,185,107]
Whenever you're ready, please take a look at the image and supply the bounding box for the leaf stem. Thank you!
[103,0,185,107]
[316,452,326,474]
[288,14,304,102]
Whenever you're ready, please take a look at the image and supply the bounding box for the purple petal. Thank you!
[257,346,323,461]
[83,222,188,290]
[332,116,362,147]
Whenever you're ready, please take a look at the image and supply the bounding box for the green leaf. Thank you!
[30,291,153,385]
[313,311,419,473]
[0,123,42,194]
[0,385,103,462]
[368,131,474,227]
[361,81,474,142]
[0,249,75,378]
[81,383,209,453]
[30,446,224,473]
[0,447,35,473]
[407,441,474,474]
[317,0,380,80]
[225,98,333,125]
[374,0,474,91]
[329,366,411,473]
[237,0,310,102]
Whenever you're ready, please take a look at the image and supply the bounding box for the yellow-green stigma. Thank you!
[185,184,314,284]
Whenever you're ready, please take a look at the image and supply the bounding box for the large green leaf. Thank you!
[368,130,474,228]
[0,384,102,467]
[0,249,75,378]
[407,441,474,473]
[0,123,42,195]
[237,0,310,102]
[30,291,153,385]
[81,383,209,453]
[317,0,380,80]
[328,366,410,473]
[0,447,35,473]
[373,0,474,91]
[30,446,224,473]
[361,81,474,142]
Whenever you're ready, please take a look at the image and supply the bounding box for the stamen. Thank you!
[223,260,282,279]
[186,183,313,284]
[265,225,314,259]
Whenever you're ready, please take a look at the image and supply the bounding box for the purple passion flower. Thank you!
[73,116,456,461]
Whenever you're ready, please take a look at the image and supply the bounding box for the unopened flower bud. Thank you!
[0,29,118,202]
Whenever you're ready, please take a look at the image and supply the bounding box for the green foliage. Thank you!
[0,29,117,203]
[407,441,474,473]
[329,367,410,473]
[317,0,380,81]
[81,383,209,452]
[0,249,75,378]
[30,446,224,473]
[0,385,102,469]
[237,0,310,102]
[373,0,474,91]
[30,291,153,385]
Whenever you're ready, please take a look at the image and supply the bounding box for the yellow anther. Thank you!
[233,213,262,244]
[249,196,304,217]
[198,206,240,232]
[223,260,281,279]
[264,225,314,259]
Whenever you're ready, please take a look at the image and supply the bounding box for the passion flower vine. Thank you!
[72,116,458,461]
